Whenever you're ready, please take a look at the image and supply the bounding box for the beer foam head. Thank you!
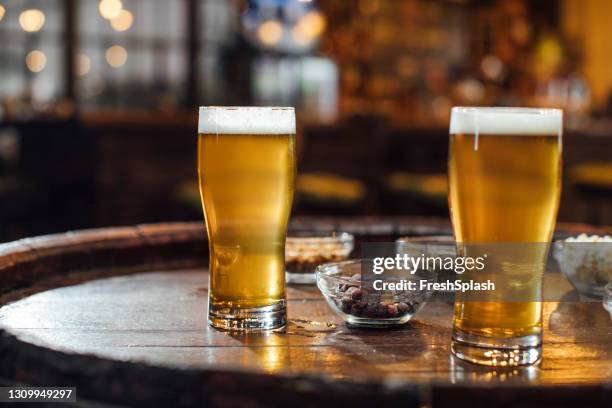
[450,107,563,135]
[199,107,296,135]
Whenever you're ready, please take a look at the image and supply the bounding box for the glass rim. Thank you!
[451,106,562,116]
[396,235,454,244]
[315,258,437,285]
[199,106,295,112]
[287,231,354,242]
[450,106,563,135]
[198,106,296,134]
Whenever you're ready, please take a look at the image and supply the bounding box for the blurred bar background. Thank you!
[0,0,611,240]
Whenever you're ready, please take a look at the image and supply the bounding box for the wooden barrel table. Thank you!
[0,217,610,407]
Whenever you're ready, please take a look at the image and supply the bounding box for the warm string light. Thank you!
[257,20,283,46]
[94,1,133,74]
[76,53,91,76]
[99,0,122,20]
[106,45,128,68]
[292,11,326,44]
[19,9,45,32]
[111,9,133,31]
[26,50,46,72]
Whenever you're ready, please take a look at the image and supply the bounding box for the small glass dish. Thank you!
[286,231,354,284]
[604,282,612,319]
[396,236,456,285]
[316,259,436,328]
[396,236,454,255]
[553,236,611,298]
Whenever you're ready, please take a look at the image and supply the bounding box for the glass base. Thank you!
[451,328,542,366]
[208,299,286,332]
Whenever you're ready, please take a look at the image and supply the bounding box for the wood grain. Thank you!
[2,269,610,383]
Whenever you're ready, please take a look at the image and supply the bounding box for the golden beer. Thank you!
[448,107,562,366]
[198,107,296,331]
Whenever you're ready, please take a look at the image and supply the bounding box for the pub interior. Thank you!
[0,0,611,407]
[0,0,611,241]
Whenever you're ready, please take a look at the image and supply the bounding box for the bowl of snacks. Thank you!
[316,259,436,328]
[604,282,612,319]
[285,231,354,284]
[553,234,611,298]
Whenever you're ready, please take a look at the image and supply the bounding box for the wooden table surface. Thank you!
[0,218,610,407]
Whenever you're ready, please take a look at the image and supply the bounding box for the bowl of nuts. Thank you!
[553,234,611,298]
[286,231,354,284]
[315,259,436,328]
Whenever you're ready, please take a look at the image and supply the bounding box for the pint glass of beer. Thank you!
[448,107,562,365]
[198,107,296,331]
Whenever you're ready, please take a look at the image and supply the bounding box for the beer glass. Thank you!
[448,107,562,365]
[198,107,296,331]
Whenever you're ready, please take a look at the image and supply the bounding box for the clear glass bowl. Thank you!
[316,259,436,328]
[395,236,455,257]
[553,239,611,298]
[604,282,612,319]
[285,231,354,284]
[396,236,457,292]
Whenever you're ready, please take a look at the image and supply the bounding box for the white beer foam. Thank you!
[450,107,563,135]
[199,107,295,135]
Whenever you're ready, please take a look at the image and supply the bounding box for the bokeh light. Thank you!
[111,9,133,31]
[105,45,128,68]
[302,11,326,36]
[292,11,326,44]
[26,50,47,73]
[481,55,504,81]
[99,0,123,20]
[0,5,6,22]
[76,53,91,76]
[19,9,46,32]
[257,20,283,46]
